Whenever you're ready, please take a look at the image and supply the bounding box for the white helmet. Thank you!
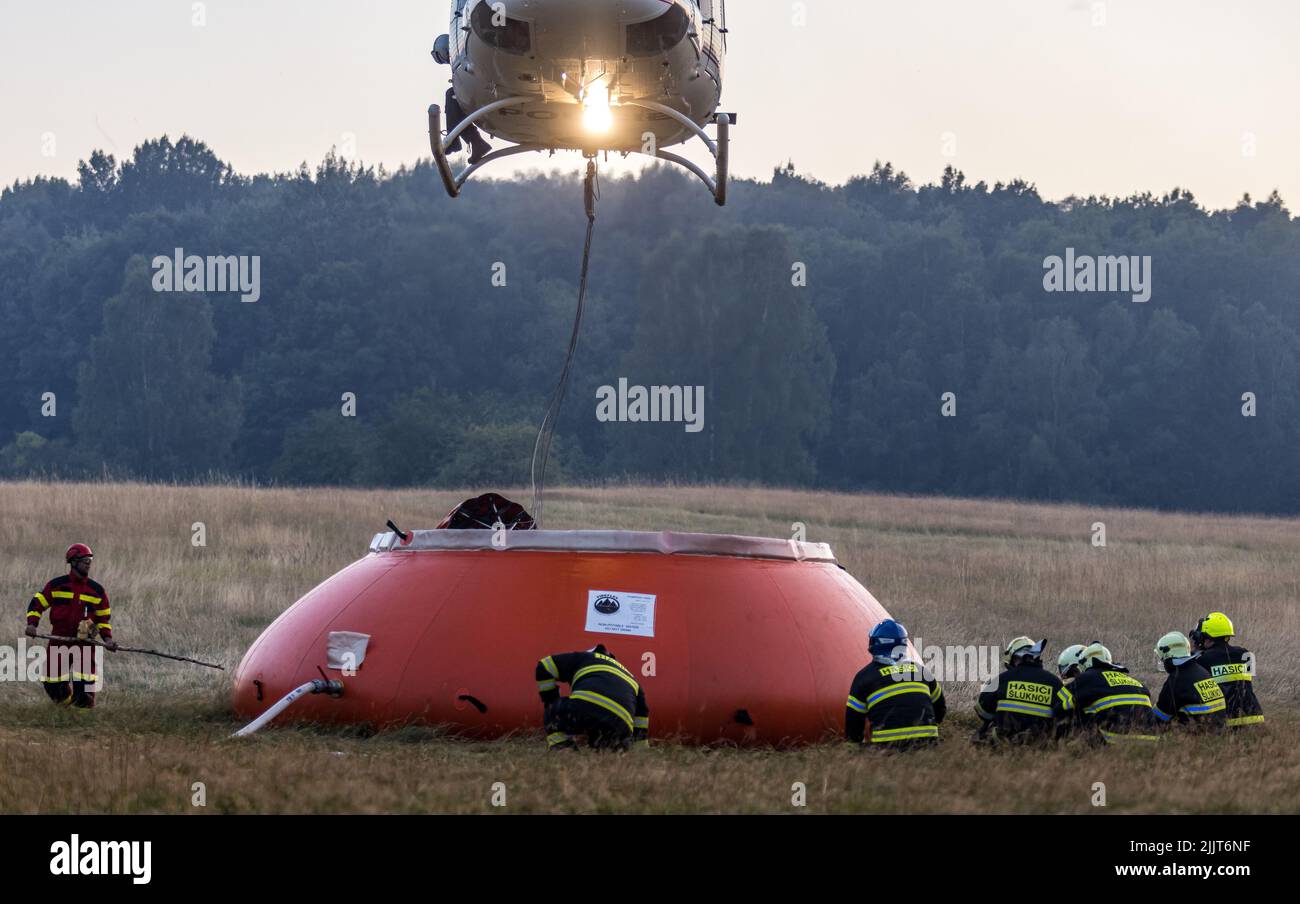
[1058,643,1086,678]
[1003,636,1046,669]
[1003,636,1033,669]
[1077,641,1113,670]
[1155,631,1195,666]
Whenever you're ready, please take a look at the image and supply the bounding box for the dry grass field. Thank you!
[1,480,1296,814]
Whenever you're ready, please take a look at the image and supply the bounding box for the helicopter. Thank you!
[428,0,733,204]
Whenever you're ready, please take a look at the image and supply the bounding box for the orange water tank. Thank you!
[231,530,893,743]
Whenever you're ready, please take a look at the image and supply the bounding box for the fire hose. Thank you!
[230,678,344,738]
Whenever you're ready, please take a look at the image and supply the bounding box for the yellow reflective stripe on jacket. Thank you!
[573,664,639,694]
[595,654,635,675]
[1058,687,1074,711]
[546,732,572,747]
[846,695,868,713]
[540,656,559,679]
[1214,672,1253,683]
[1085,693,1151,714]
[536,679,557,692]
[929,682,942,701]
[1099,729,1160,743]
[32,593,49,609]
[569,690,634,731]
[974,700,994,721]
[97,624,111,632]
[870,724,939,743]
[1181,698,1226,715]
[94,608,111,617]
[26,611,42,620]
[866,681,931,708]
[1227,715,1265,727]
[996,699,1054,717]
[592,654,638,682]
[81,595,102,604]
[632,716,649,730]
[51,591,75,599]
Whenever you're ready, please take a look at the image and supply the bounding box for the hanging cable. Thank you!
[531,160,599,525]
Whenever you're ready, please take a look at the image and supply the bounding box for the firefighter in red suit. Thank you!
[24,544,117,707]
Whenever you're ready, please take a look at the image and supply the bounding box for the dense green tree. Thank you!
[2,137,1299,514]
[609,226,834,484]
[272,408,371,486]
[71,256,241,478]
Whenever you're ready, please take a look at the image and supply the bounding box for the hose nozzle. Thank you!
[311,669,345,697]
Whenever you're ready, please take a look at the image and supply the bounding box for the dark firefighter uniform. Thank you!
[535,647,649,750]
[1153,659,1226,731]
[975,663,1073,742]
[1197,641,1264,729]
[1066,664,1159,744]
[26,573,113,707]
[846,659,945,748]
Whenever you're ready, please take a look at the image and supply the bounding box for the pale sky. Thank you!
[1,0,1297,209]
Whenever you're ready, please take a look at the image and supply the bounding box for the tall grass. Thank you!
[1,481,1295,813]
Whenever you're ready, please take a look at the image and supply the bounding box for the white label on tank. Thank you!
[585,589,657,638]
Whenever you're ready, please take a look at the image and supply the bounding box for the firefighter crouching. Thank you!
[1066,642,1160,744]
[975,637,1073,744]
[846,619,945,750]
[1053,643,1087,737]
[1152,631,1226,732]
[24,544,117,708]
[1191,611,1264,730]
[1057,644,1085,683]
[535,645,649,751]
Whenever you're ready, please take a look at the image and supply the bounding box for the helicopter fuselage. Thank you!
[443,0,727,153]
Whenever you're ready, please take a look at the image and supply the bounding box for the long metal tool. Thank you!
[28,632,225,670]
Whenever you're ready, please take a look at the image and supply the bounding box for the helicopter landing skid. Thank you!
[428,100,732,206]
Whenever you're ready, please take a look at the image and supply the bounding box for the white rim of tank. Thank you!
[367,529,836,563]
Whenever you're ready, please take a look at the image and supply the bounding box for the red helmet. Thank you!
[65,543,94,562]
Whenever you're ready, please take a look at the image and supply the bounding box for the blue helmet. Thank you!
[868,619,909,660]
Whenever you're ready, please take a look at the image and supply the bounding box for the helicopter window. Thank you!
[626,5,691,57]
[470,2,531,55]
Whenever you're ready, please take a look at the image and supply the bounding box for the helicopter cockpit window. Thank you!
[626,5,691,57]
[470,2,531,55]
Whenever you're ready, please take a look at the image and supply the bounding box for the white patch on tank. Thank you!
[585,590,657,638]
[327,631,371,672]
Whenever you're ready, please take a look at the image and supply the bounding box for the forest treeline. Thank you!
[2,136,1298,513]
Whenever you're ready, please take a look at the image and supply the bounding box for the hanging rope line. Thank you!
[531,160,599,525]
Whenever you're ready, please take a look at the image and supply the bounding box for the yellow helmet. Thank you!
[1058,643,1086,678]
[1197,611,1235,640]
[1155,631,1194,664]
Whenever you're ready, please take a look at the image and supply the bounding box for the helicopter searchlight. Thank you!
[581,79,614,134]
[427,0,733,205]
